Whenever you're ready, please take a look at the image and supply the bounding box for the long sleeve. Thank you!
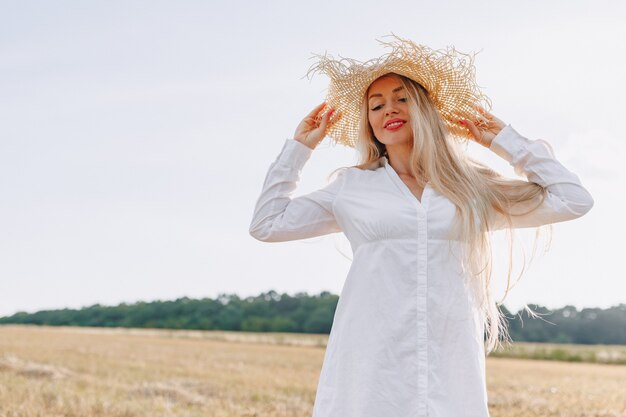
[249,138,347,242]
[487,124,594,230]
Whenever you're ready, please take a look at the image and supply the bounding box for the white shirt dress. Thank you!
[249,124,594,417]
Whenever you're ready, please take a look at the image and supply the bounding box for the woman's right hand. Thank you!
[293,102,336,150]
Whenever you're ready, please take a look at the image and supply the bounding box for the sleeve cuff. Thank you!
[488,124,530,164]
[276,138,314,169]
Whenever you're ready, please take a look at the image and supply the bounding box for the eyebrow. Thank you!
[368,86,404,100]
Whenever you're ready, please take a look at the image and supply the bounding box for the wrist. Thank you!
[482,137,494,148]
[293,137,317,150]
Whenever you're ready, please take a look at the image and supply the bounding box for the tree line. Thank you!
[1,291,624,345]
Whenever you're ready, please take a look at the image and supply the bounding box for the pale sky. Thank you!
[1,1,624,317]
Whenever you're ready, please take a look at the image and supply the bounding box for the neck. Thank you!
[386,142,414,176]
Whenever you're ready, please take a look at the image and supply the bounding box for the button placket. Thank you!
[383,157,431,416]
[415,198,429,417]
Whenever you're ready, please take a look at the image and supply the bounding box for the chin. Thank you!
[380,136,412,147]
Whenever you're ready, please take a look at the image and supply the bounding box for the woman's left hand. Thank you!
[457,105,507,148]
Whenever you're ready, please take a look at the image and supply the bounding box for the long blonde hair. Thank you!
[347,73,551,354]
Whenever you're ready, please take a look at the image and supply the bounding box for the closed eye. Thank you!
[370,97,407,111]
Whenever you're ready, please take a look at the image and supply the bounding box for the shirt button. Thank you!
[417,211,425,219]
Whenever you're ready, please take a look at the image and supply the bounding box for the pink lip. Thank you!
[384,118,407,130]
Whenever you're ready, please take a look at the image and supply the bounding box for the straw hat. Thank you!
[305,33,492,148]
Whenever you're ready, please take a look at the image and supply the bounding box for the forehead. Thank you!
[367,75,403,97]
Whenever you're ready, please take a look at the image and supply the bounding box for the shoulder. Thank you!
[328,158,385,185]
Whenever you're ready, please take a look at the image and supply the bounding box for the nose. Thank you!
[385,101,399,116]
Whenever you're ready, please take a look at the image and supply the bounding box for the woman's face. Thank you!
[367,74,413,149]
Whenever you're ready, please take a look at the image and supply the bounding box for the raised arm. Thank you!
[248,139,347,242]
[458,107,594,230]
[249,102,345,242]
[486,124,594,230]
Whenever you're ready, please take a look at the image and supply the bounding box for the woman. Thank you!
[249,35,594,417]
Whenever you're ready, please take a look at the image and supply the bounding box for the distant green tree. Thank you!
[303,307,334,334]
[1,294,624,345]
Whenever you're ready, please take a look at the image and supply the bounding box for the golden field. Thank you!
[0,325,624,417]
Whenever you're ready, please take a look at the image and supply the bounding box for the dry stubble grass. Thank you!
[0,325,624,417]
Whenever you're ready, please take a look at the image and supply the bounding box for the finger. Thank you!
[317,108,335,132]
[473,103,494,120]
[313,107,333,126]
[328,109,342,126]
[306,102,328,118]
[472,103,485,116]
[327,109,341,129]
[459,119,482,141]
[303,116,318,127]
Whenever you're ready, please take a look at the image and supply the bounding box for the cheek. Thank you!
[368,112,381,131]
